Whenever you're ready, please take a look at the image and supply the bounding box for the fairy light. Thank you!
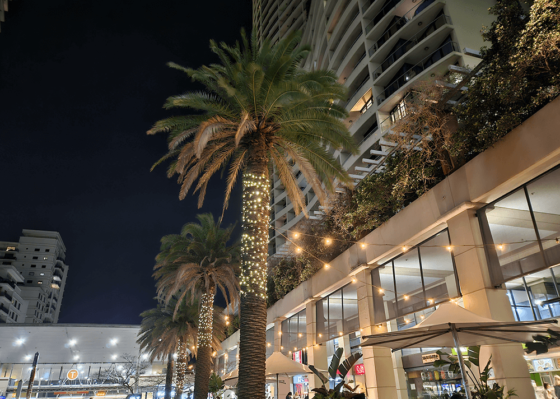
[352,278,356,283]
[361,243,366,249]
[240,173,270,300]
[294,233,300,239]
[379,288,384,294]
[296,247,302,253]
[324,263,330,269]
[325,238,332,246]
[404,295,409,300]
[446,246,453,252]
[402,246,408,252]
[198,293,214,349]
[175,339,188,393]
[497,244,504,250]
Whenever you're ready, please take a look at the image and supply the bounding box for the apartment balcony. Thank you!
[0,303,9,316]
[0,277,17,290]
[369,0,445,61]
[329,1,360,52]
[365,0,432,42]
[346,74,371,109]
[375,41,461,110]
[372,17,453,82]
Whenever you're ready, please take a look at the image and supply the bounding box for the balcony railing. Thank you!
[0,304,9,315]
[347,75,371,105]
[372,15,451,79]
[359,124,379,145]
[376,41,459,105]
[0,277,16,289]
[339,31,363,65]
[365,0,402,34]
[0,291,13,302]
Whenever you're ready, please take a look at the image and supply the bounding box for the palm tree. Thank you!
[148,30,357,399]
[138,296,226,399]
[154,213,240,399]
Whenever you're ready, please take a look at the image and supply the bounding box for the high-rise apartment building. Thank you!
[0,230,69,323]
[256,0,495,256]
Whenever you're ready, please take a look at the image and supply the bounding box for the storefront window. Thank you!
[316,284,362,343]
[217,355,225,375]
[479,166,560,286]
[322,333,366,393]
[282,309,307,353]
[371,230,459,324]
[226,348,237,372]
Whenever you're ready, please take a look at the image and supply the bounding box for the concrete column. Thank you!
[357,270,400,399]
[274,317,285,352]
[448,209,535,399]
[306,300,325,392]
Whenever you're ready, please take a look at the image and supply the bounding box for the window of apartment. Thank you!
[390,98,407,124]
[40,273,45,276]
[43,257,48,260]
[29,272,35,276]
[371,229,459,324]
[226,348,237,373]
[282,309,307,353]
[35,248,40,252]
[217,355,225,375]
[32,256,38,260]
[478,166,560,286]
[38,281,43,285]
[45,249,50,252]
[31,264,36,268]
[41,265,46,268]
[316,283,359,343]
[27,280,33,284]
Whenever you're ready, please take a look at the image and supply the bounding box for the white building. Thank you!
[255,0,496,256]
[216,97,560,399]
[0,230,69,324]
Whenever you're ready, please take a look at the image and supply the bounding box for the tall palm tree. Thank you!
[138,296,226,399]
[154,213,240,399]
[148,30,357,399]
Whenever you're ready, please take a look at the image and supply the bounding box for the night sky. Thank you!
[0,0,251,324]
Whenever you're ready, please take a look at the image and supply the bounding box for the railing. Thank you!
[362,0,376,12]
[0,291,13,302]
[339,31,364,64]
[347,75,371,105]
[359,124,380,145]
[353,51,367,70]
[365,0,402,34]
[0,304,9,315]
[376,41,459,105]
[372,15,451,79]
[0,277,16,289]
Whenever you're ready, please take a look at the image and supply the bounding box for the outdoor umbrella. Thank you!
[223,351,311,398]
[358,302,560,399]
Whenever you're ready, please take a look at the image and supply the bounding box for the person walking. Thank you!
[286,392,292,399]
[544,382,557,399]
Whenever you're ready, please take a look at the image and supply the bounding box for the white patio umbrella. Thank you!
[223,351,311,398]
[358,302,560,399]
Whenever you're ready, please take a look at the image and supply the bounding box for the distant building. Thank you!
[253,0,495,256]
[0,230,69,323]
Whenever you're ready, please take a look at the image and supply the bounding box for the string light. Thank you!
[324,263,330,269]
[446,246,453,252]
[497,244,504,250]
[404,295,409,300]
[352,278,357,283]
[294,233,300,239]
[325,238,332,246]
[402,246,408,252]
[267,342,271,347]
[197,292,214,349]
[296,247,302,253]
[240,173,270,300]
[427,298,433,304]
[175,338,189,393]
[379,288,384,294]
[361,243,366,249]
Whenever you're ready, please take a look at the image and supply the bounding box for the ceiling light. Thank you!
[16,339,25,346]
[25,355,31,361]
[74,355,79,360]
[69,339,77,346]
[110,338,118,345]
[112,354,118,360]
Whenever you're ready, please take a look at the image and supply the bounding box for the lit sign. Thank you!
[354,364,365,375]
[97,392,107,396]
[67,369,79,380]
[293,351,302,364]
[422,353,440,364]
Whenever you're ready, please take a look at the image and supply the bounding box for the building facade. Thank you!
[254,0,496,256]
[216,98,560,399]
[0,230,69,324]
[0,0,12,33]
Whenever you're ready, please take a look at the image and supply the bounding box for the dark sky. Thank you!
[0,0,251,324]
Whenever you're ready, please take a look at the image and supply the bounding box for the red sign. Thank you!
[354,364,365,375]
[292,350,302,364]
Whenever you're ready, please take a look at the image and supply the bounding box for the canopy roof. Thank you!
[360,302,560,349]
[223,352,310,384]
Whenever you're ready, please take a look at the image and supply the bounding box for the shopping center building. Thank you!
[0,324,166,399]
[215,98,560,399]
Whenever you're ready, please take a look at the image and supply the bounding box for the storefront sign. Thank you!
[354,364,365,375]
[293,351,302,364]
[96,391,107,396]
[67,369,79,380]
[421,353,440,364]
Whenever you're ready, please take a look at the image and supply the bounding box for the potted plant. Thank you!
[308,348,364,399]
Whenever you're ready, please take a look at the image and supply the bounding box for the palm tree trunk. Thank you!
[237,158,270,399]
[176,336,188,397]
[194,290,215,399]
[165,352,174,399]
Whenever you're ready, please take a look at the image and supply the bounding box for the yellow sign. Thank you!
[96,392,107,396]
[67,369,79,380]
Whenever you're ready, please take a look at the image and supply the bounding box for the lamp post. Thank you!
[25,352,40,399]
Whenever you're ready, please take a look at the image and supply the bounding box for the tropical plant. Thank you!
[148,28,357,399]
[434,347,516,398]
[524,329,560,355]
[154,213,240,399]
[208,373,225,399]
[137,296,225,399]
[309,348,363,399]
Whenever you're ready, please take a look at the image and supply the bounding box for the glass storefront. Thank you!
[316,283,359,343]
[321,333,366,395]
[479,166,560,287]
[282,309,307,354]
[371,230,460,324]
[266,327,275,358]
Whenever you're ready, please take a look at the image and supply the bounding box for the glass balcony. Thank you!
[376,41,458,105]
